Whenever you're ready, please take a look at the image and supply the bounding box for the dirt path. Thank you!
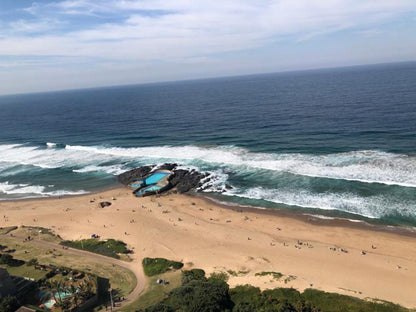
[3,234,146,310]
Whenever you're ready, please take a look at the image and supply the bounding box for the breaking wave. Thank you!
[225,186,415,220]
[0,181,87,199]
[0,142,415,222]
[1,143,414,187]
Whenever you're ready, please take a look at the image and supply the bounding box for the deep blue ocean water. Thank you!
[0,62,415,226]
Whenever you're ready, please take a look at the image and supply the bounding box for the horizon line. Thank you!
[1,59,415,98]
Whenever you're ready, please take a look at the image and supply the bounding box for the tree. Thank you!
[181,269,206,284]
[0,296,20,312]
[26,258,38,266]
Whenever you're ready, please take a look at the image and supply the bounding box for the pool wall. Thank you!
[132,169,173,197]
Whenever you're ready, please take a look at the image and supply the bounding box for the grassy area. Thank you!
[60,238,131,259]
[1,264,47,281]
[120,270,182,312]
[255,271,284,280]
[0,231,137,298]
[142,257,183,276]
[9,226,62,243]
[0,226,18,235]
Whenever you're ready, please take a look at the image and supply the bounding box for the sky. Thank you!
[0,0,415,95]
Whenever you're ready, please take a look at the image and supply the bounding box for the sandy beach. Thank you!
[1,187,415,308]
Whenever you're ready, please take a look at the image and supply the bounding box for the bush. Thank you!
[302,289,409,312]
[0,253,25,267]
[209,271,229,282]
[26,258,38,266]
[255,271,284,280]
[142,258,183,277]
[182,269,206,285]
[139,268,412,312]
[163,279,233,312]
[60,239,130,259]
[140,303,175,312]
[0,296,20,312]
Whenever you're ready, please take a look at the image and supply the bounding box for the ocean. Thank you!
[0,62,415,226]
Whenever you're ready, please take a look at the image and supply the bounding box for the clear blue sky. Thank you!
[0,0,415,95]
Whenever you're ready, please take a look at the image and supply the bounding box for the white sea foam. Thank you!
[0,181,87,197]
[63,145,416,187]
[1,143,414,219]
[46,142,57,147]
[1,143,416,188]
[198,169,230,192]
[224,186,416,219]
[73,164,126,175]
[303,214,336,220]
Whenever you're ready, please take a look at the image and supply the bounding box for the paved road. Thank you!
[3,234,146,311]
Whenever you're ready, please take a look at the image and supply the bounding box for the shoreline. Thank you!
[2,184,416,238]
[195,193,416,238]
[0,182,123,203]
[1,186,416,308]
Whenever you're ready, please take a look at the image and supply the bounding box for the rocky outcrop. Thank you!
[99,201,112,208]
[169,169,209,193]
[117,166,153,185]
[117,164,209,194]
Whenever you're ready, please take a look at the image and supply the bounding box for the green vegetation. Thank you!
[14,225,62,243]
[284,275,297,284]
[138,270,413,312]
[26,258,39,266]
[182,269,206,284]
[142,258,183,277]
[255,271,284,280]
[227,270,250,277]
[0,228,136,299]
[139,270,233,312]
[0,226,18,235]
[302,289,410,312]
[60,238,130,259]
[0,253,25,267]
[4,263,48,281]
[21,225,56,237]
[0,296,20,312]
[210,271,229,282]
[120,271,182,312]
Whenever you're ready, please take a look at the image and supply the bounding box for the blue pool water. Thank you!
[135,185,162,196]
[131,180,145,188]
[0,62,415,226]
[145,172,171,185]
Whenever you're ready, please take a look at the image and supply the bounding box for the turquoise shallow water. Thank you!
[0,62,415,226]
[145,172,171,185]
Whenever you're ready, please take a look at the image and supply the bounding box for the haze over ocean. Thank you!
[0,62,415,226]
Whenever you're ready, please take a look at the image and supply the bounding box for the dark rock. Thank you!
[225,184,233,190]
[117,165,153,185]
[158,163,178,171]
[169,169,209,193]
[99,201,112,208]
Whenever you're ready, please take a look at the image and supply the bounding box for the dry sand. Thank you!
[1,187,415,308]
